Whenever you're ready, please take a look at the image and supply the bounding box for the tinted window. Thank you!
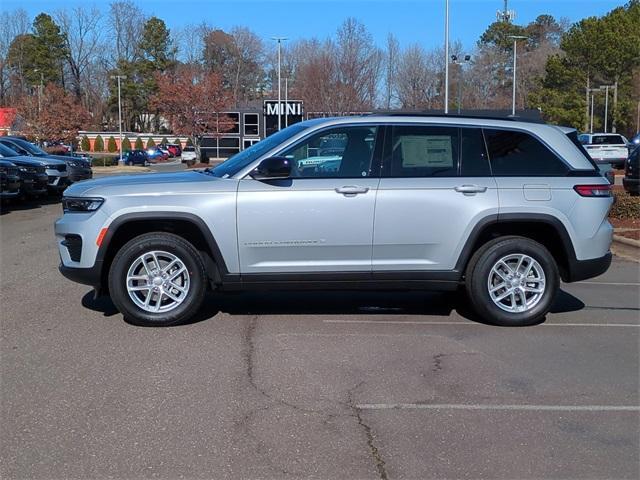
[460,128,490,176]
[281,126,377,178]
[385,125,458,177]
[484,129,568,176]
[592,135,625,145]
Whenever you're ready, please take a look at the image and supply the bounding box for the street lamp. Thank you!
[110,75,127,164]
[271,37,287,131]
[599,85,614,133]
[451,54,471,114]
[444,0,450,114]
[507,35,528,117]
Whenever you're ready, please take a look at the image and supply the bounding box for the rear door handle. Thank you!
[335,186,370,196]
[454,184,487,194]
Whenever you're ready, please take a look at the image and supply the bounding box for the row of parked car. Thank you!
[121,145,198,166]
[0,136,93,201]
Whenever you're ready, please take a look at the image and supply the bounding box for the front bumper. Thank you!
[20,174,49,196]
[1,174,20,197]
[68,166,93,183]
[59,261,104,290]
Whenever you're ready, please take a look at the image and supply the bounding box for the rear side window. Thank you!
[385,125,459,177]
[460,128,491,176]
[484,129,568,176]
[592,135,625,145]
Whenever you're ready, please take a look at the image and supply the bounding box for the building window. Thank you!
[244,113,259,136]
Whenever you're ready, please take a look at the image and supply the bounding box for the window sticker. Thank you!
[398,135,453,168]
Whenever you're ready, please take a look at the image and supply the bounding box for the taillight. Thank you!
[573,184,612,197]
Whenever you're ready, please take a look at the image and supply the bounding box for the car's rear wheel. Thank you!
[465,236,559,326]
[108,232,207,326]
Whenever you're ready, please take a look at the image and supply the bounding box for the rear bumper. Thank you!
[565,252,612,283]
[622,177,639,193]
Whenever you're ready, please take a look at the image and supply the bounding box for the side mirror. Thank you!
[250,156,292,180]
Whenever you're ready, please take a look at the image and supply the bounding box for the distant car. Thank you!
[629,133,640,147]
[181,145,197,164]
[623,146,639,196]
[146,146,169,162]
[161,143,182,158]
[123,150,149,166]
[0,160,21,199]
[578,133,630,169]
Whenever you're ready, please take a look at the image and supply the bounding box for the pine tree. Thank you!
[122,137,132,151]
[146,137,156,148]
[135,137,144,149]
[94,135,104,152]
[80,135,90,152]
[107,136,117,153]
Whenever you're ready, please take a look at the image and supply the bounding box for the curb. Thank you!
[613,234,640,248]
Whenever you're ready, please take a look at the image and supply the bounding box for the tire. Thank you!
[108,232,207,326]
[465,236,559,326]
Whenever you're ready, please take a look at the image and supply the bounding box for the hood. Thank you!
[64,170,223,197]
[46,153,90,164]
[0,155,50,167]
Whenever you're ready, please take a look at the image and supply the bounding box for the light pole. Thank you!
[451,54,471,114]
[284,77,289,128]
[271,37,287,131]
[600,84,614,133]
[444,0,449,114]
[507,35,528,116]
[110,75,127,164]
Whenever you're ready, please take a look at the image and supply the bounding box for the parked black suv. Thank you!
[0,160,21,199]
[0,137,92,184]
[0,143,62,194]
[623,146,639,196]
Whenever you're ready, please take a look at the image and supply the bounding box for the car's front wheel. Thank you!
[465,236,559,326]
[108,232,207,326]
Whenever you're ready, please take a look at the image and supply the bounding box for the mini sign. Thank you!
[264,100,304,136]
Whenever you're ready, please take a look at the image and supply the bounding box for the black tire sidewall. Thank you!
[467,238,559,326]
[108,233,206,326]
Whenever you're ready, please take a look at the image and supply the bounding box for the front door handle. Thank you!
[454,184,487,194]
[335,186,370,196]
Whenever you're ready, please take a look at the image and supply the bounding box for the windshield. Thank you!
[7,138,48,156]
[592,135,625,145]
[0,143,19,157]
[208,124,309,178]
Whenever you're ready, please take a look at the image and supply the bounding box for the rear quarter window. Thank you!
[483,128,568,177]
[592,135,625,145]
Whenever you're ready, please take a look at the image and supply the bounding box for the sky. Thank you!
[3,0,623,51]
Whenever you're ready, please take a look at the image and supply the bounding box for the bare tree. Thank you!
[384,33,400,109]
[0,9,30,104]
[174,22,211,65]
[56,6,103,101]
[396,44,440,109]
[108,0,145,65]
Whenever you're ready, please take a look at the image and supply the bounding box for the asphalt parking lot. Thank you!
[1,190,639,479]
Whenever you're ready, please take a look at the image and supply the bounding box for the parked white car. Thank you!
[181,145,197,164]
[578,133,629,168]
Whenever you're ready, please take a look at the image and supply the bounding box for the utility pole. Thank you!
[444,0,449,114]
[110,75,127,164]
[508,35,528,116]
[271,37,287,131]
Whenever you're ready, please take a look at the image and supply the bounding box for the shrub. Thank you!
[146,137,156,148]
[186,137,194,147]
[173,138,182,147]
[94,135,104,152]
[107,136,117,153]
[134,137,144,149]
[610,190,640,220]
[160,136,168,145]
[122,137,132,152]
[80,135,90,152]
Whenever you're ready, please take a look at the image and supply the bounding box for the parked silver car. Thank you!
[55,115,614,327]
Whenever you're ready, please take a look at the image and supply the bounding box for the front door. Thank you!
[237,125,382,274]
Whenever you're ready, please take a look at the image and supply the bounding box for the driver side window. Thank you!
[280,126,378,178]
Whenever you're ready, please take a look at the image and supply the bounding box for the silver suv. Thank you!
[55,115,614,327]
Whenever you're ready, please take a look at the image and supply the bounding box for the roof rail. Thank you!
[370,110,546,124]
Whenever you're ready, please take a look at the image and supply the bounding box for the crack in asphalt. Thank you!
[242,318,389,480]
[348,383,389,480]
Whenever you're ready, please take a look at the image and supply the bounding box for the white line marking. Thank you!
[356,403,640,412]
[322,320,640,327]
[574,281,639,286]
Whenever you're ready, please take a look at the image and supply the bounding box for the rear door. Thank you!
[372,125,499,272]
[236,125,382,274]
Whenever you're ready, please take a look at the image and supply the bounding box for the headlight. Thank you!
[67,161,79,167]
[0,166,6,174]
[18,166,28,172]
[62,197,104,213]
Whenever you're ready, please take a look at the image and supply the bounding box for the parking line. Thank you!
[574,281,639,286]
[322,320,640,327]
[356,403,640,412]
